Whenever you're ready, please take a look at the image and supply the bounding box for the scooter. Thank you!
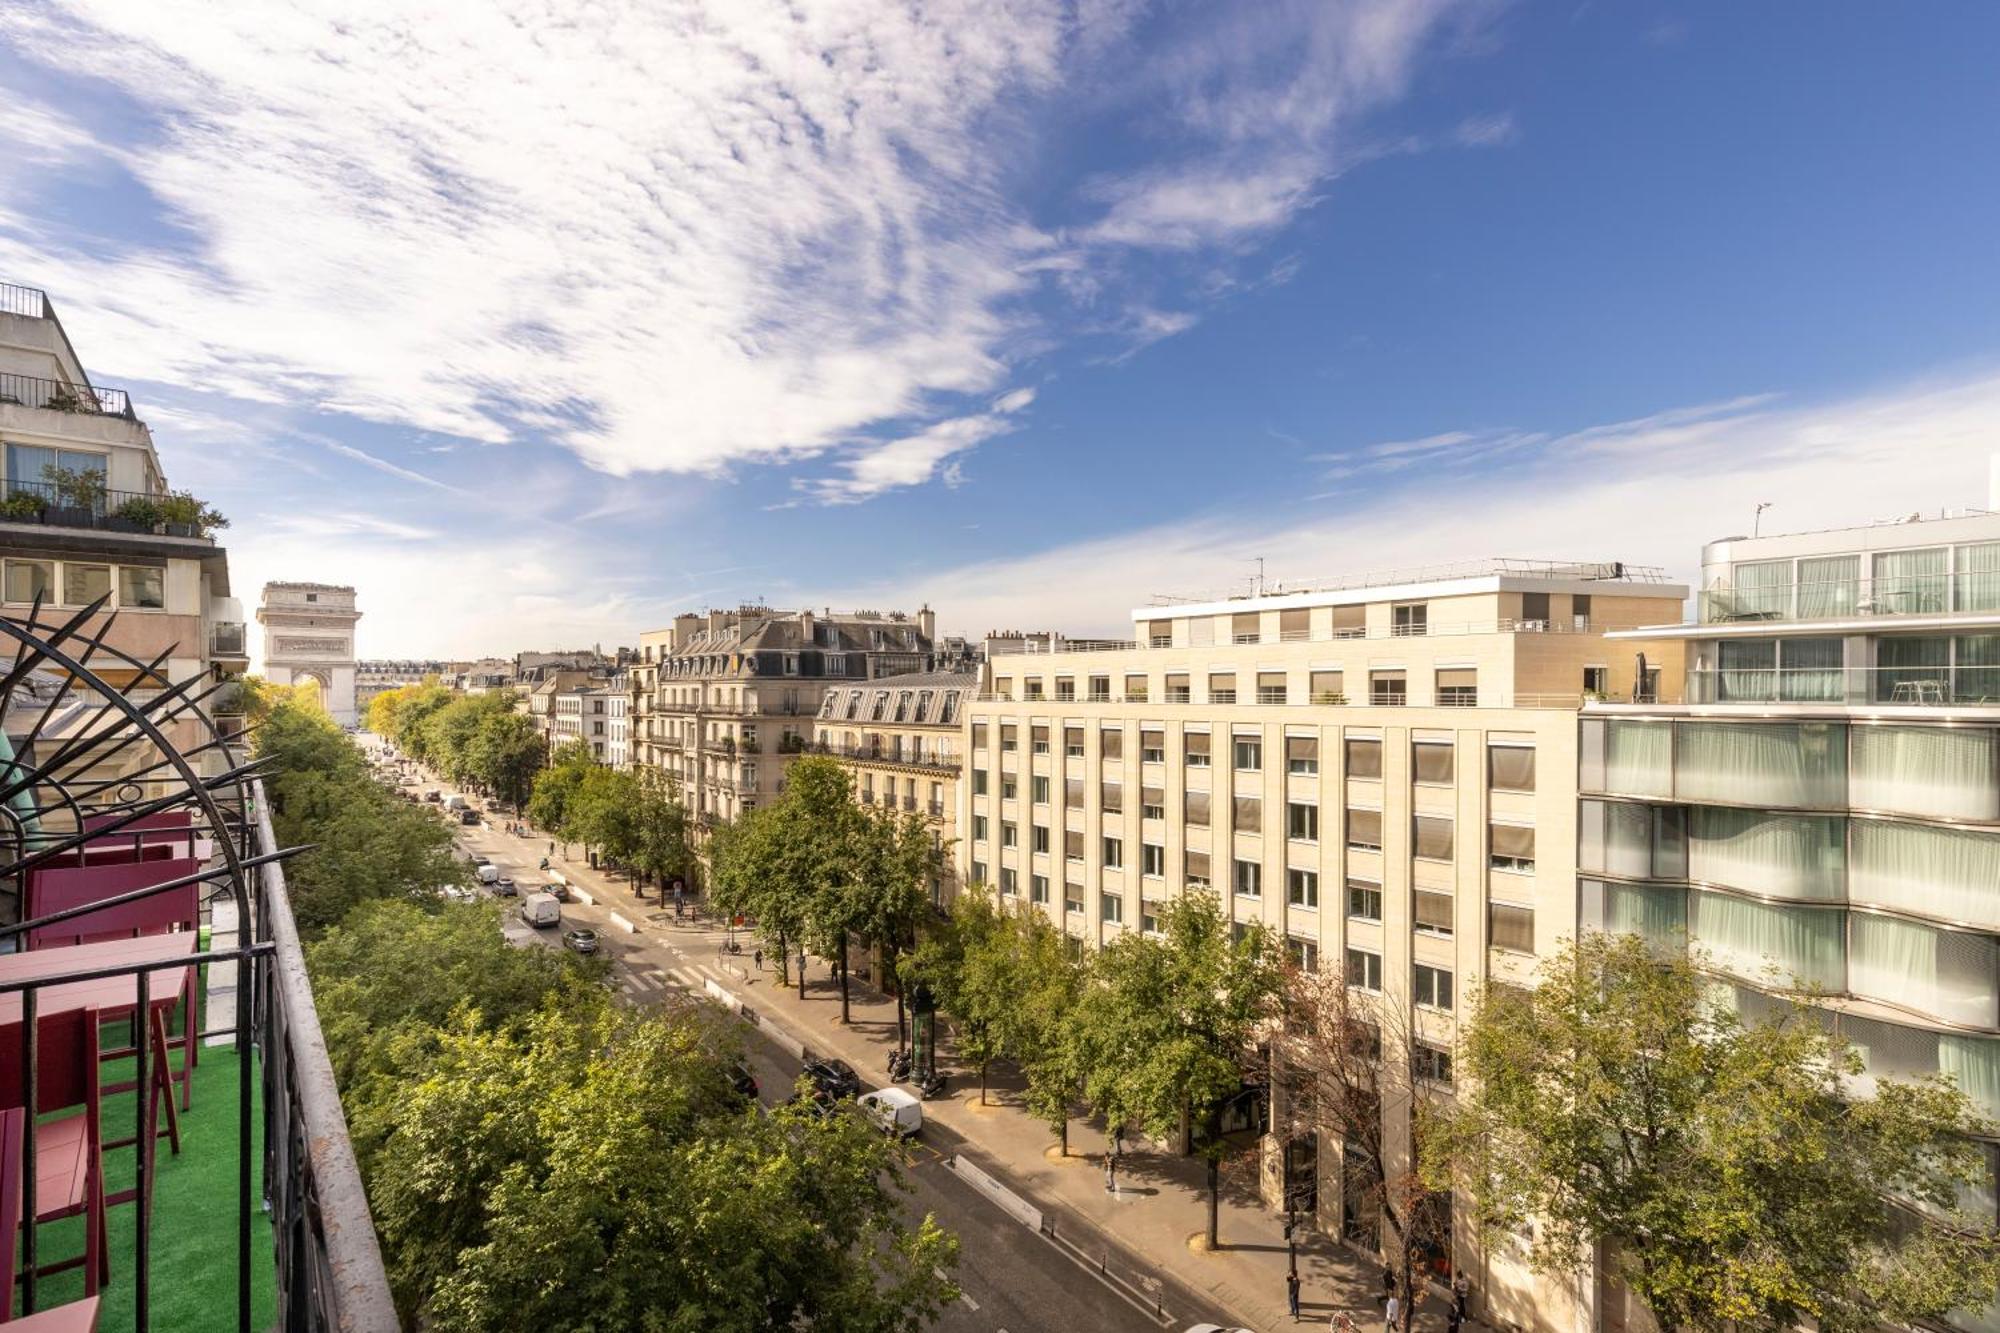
[887,1049,912,1082]
[918,1069,947,1100]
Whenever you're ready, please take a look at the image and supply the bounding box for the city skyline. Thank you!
[3,3,1998,657]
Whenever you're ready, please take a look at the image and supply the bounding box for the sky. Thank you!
[2,2,1999,661]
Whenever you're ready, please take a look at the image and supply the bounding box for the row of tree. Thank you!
[707,756,938,1026]
[367,682,545,809]
[525,740,698,889]
[259,691,962,1330]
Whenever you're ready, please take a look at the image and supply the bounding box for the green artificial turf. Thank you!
[20,1038,279,1332]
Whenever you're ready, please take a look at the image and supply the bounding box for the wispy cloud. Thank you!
[802,388,1038,504]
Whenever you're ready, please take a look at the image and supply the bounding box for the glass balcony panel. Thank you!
[1850,725,1999,821]
[1687,807,1846,901]
[1688,889,1845,991]
[1675,721,1846,809]
[1850,819,2000,930]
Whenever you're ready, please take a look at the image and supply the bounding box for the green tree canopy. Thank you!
[1450,931,2000,1333]
[526,741,594,839]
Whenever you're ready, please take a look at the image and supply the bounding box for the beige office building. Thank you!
[814,666,981,909]
[631,606,937,829]
[959,559,1687,1332]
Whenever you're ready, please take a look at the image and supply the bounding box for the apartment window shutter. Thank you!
[1347,808,1382,846]
[1065,828,1085,858]
[1437,668,1477,687]
[1142,728,1164,752]
[1102,781,1123,812]
[1065,778,1085,807]
[1032,724,1049,744]
[1142,784,1165,807]
[1331,605,1365,635]
[1232,795,1262,833]
[973,724,988,748]
[1413,741,1455,783]
[1232,612,1260,640]
[1256,671,1287,703]
[1309,670,1343,702]
[1101,729,1123,759]
[1185,790,1211,825]
[1185,732,1210,759]
[1279,608,1309,638]
[1490,745,1537,791]
[1346,737,1382,778]
[1286,735,1319,763]
[1414,815,1455,860]
[1491,823,1537,859]
[1209,672,1236,700]
[1185,849,1211,880]
[1415,889,1455,932]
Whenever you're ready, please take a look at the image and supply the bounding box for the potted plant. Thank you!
[40,464,104,526]
[0,490,45,523]
[156,490,229,538]
[108,495,164,533]
[43,385,90,413]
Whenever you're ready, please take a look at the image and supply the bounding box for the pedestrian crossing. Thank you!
[618,961,718,1000]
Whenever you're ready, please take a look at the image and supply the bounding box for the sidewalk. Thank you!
[501,832,1472,1333]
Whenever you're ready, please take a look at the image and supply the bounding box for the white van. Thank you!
[857,1087,922,1140]
[475,863,500,885]
[518,892,561,929]
[443,794,469,812]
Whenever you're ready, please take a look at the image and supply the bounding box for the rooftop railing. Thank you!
[994,618,1631,654]
[1700,574,2000,625]
[1683,665,2000,708]
[1148,558,1672,606]
[0,371,134,421]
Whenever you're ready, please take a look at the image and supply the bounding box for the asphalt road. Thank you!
[429,802,1234,1333]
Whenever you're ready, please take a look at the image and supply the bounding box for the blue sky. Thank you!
[2,2,1998,658]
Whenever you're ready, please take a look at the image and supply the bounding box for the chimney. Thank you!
[799,608,815,646]
[916,604,936,643]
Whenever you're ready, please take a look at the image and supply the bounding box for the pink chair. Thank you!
[0,1106,104,1327]
[0,1008,109,1304]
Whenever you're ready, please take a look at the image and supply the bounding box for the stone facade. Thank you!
[257,582,361,725]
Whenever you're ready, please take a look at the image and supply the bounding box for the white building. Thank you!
[604,679,630,769]
[257,582,360,725]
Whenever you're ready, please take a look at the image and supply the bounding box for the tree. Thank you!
[1450,931,2000,1333]
[525,741,593,844]
[709,756,855,1000]
[1278,965,1452,1329]
[1070,890,1280,1248]
[901,886,1013,1101]
[842,806,938,1032]
[368,998,960,1329]
[630,768,694,892]
[466,709,544,810]
[1014,905,1086,1152]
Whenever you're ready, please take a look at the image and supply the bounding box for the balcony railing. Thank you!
[0,371,134,420]
[809,740,959,769]
[0,479,212,538]
[1700,574,2000,625]
[1684,666,2000,707]
[992,618,1644,656]
[0,282,52,319]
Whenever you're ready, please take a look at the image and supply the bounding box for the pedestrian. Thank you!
[1452,1273,1468,1319]
[1380,1269,1395,1304]
[1446,1300,1462,1333]
[1287,1271,1301,1321]
[1104,1153,1116,1194]
[754,948,763,971]
[549,840,555,856]
[1383,1293,1399,1333]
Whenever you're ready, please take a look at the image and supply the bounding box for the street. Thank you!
[448,812,1220,1333]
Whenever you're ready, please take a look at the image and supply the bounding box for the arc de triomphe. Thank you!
[257,582,362,726]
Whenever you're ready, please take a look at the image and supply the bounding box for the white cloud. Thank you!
[820,366,2000,638]
[802,386,1037,504]
[1453,111,1518,148]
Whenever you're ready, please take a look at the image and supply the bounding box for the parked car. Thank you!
[492,876,517,897]
[858,1087,922,1139]
[544,880,572,902]
[458,809,481,826]
[475,863,500,884]
[518,892,561,928]
[562,928,598,955]
[423,790,442,803]
[801,1057,861,1102]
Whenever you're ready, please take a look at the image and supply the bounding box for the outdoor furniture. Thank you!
[23,860,199,951]
[1889,679,1946,704]
[0,1108,104,1329]
[79,812,201,864]
[0,1009,108,1300]
[0,936,196,1164]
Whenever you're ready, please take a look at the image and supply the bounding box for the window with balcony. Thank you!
[1345,736,1382,779]
[1166,673,1191,703]
[1024,679,1046,700]
[1369,671,1407,706]
[1346,808,1382,852]
[1287,801,1318,841]
[1209,673,1237,705]
[1392,603,1428,636]
[1346,947,1383,991]
[1347,878,1381,920]
[1089,675,1111,701]
[1288,867,1319,908]
[1490,822,1536,872]
[1414,963,1454,1011]
[993,679,1013,702]
[1147,619,1173,649]
[1874,546,1949,615]
[1436,668,1477,707]
[1256,672,1288,705]
[1280,608,1310,642]
[1056,678,1076,701]
[1232,612,1261,644]
[1125,673,1149,702]
[1310,669,1345,704]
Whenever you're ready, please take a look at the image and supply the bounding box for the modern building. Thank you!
[533,669,595,750]
[257,582,361,725]
[1582,508,2000,1333]
[553,681,624,765]
[353,659,451,715]
[815,665,981,908]
[958,559,1688,1332]
[633,606,938,827]
[0,278,247,775]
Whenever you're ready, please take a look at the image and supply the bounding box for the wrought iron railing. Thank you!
[0,371,134,420]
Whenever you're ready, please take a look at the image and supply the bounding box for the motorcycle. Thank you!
[886,1049,912,1082]
[918,1070,947,1100]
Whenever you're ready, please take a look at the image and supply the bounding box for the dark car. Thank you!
[562,928,598,956]
[458,809,481,825]
[801,1057,861,1102]
[493,877,518,897]
[727,1060,759,1103]
[544,881,572,902]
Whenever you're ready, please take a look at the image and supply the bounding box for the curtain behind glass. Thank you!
[1689,807,1845,900]
[1849,913,1996,1028]
[1957,635,2000,703]
[1850,725,1998,820]
[1850,819,2000,930]
[1796,554,1859,619]
[1874,546,1948,613]
[1676,721,1846,808]
[1689,890,1844,990]
[1605,882,1686,951]
[1605,720,1672,798]
[1943,1034,2000,1120]
[1731,559,1793,619]
[1875,636,1950,704]
[4,443,55,497]
[1717,639,1776,702]
[1960,543,2000,613]
[1839,1011,1940,1101]
[1779,637,1844,702]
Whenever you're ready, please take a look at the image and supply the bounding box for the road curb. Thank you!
[943,1154,1044,1232]
[608,910,637,933]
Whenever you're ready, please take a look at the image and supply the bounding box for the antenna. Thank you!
[1753,502,1773,537]
[1249,557,1267,598]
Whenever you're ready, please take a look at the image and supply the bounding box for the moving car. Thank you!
[562,928,598,955]
[518,892,560,928]
[801,1057,861,1102]
[458,809,481,825]
[474,861,500,884]
[492,876,517,897]
[857,1087,922,1140]
[544,876,571,902]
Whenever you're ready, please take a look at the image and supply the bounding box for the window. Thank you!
[894,691,912,720]
[1185,849,1211,889]
[119,565,164,609]
[1089,675,1111,702]
[1287,801,1319,841]
[1346,808,1382,852]
[1392,603,1428,636]
[993,680,1013,703]
[1142,730,1165,763]
[1234,737,1262,771]
[1310,669,1345,703]
[1001,725,1018,753]
[1000,867,1018,895]
[1125,674,1150,703]
[1287,937,1320,973]
[1415,889,1454,938]
[1024,679,1045,701]
[973,768,989,796]
[1001,822,1018,848]
[1490,902,1535,953]
[1142,903,1161,933]
[1065,829,1085,861]
[1490,822,1536,872]
[1412,1043,1453,1085]
[872,692,891,720]
[1103,836,1124,869]
[1413,963,1455,1011]
[1066,731,1086,758]
[1142,843,1166,877]
[1101,728,1123,760]
[1413,740,1454,784]
[1147,619,1172,648]
[1032,874,1050,904]
[1166,673,1192,704]
[1209,672,1237,704]
[1256,672,1287,705]
[1065,886,1085,915]
[1288,868,1319,909]
[1233,859,1262,898]
[4,560,53,604]
[1489,744,1536,792]
[61,562,110,607]
[1345,737,1382,778]
[1286,734,1319,775]
[1055,678,1075,701]
[1347,879,1382,920]
[1002,777,1018,801]
[1101,781,1123,814]
[976,861,992,889]
[1185,732,1211,767]
[973,815,989,842]
[1232,612,1261,645]
[1032,725,1050,754]
[1141,787,1166,821]
[1033,824,1050,854]
[6,444,105,501]
[1101,893,1123,924]
[1369,671,1407,706]
[1066,778,1085,808]
[1346,948,1383,991]
[1436,668,1477,707]
[1583,665,1609,695]
[1414,815,1454,861]
[1032,775,1050,804]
